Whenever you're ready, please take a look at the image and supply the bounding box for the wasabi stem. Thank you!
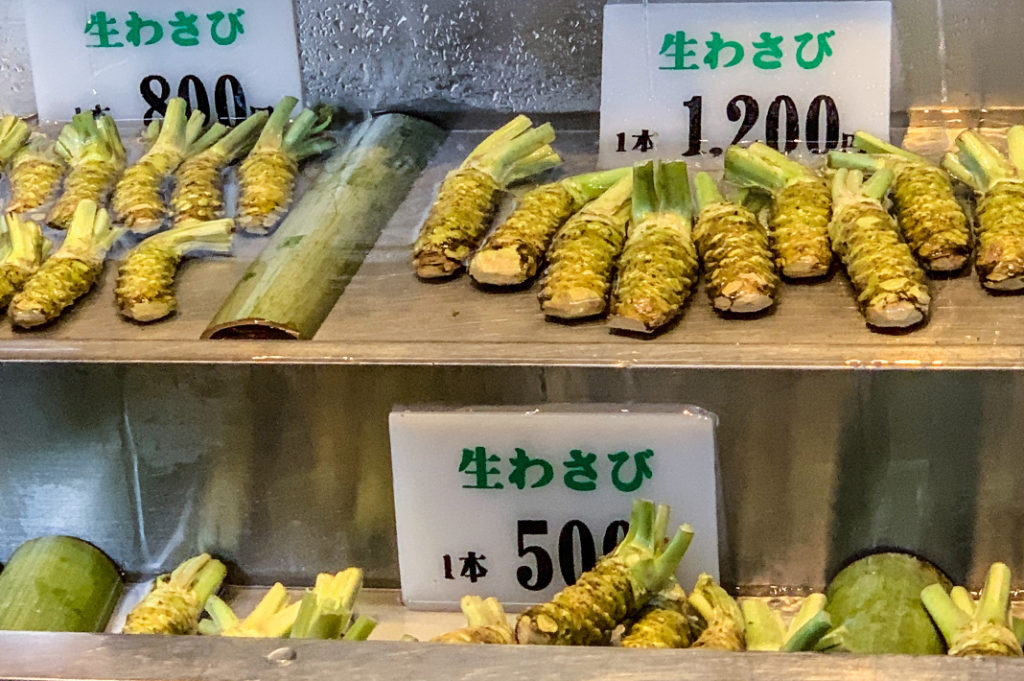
[692,172,779,314]
[342,615,377,641]
[237,96,336,234]
[829,168,930,328]
[689,574,746,651]
[114,218,234,323]
[608,160,698,333]
[0,114,29,169]
[0,212,51,309]
[7,133,66,216]
[113,98,228,232]
[290,568,364,639]
[828,131,970,272]
[413,115,561,278]
[922,563,1023,657]
[943,127,1024,290]
[469,167,628,286]
[123,553,227,635]
[199,584,301,637]
[432,596,514,644]
[171,109,269,226]
[9,200,124,328]
[47,113,126,229]
[538,174,633,319]
[515,499,693,645]
[743,594,830,652]
[725,143,833,278]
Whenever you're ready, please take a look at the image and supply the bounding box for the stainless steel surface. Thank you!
[3,631,1024,681]
[3,0,1024,117]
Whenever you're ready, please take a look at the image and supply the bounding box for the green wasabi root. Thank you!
[620,583,697,648]
[414,115,562,278]
[515,499,693,645]
[123,553,227,634]
[432,596,514,644]
[47,113,125,230]
[689,574,745,651]
[8,133,66,216]
[0,212,51,310]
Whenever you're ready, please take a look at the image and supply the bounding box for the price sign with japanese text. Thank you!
[390,406,719,610]
[599,1,891,166]
[24,1,302,122]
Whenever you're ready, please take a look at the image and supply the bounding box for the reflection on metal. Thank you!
[2,631,1024,681]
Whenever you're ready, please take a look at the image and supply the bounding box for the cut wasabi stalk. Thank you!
[123,553,227,635]
[47,112,125,230]
[827,132,970,272]
[538,173,633,319]
[829,168,931,328]
[113,98,228,232]
[0,212,51,309]
[170,109,269,227]
[199,584,301,637]
[821,552,948,654]
[0,535,122,632]
[515,499,693,645]
[742,594,831,652]
[943,127,1024,289]
[414,115,561,278]
[0,113,29,171]
[725,143,832,278]
[9,200,123,328]
[922,562,1023,657]
[609,160,698,333]
[8,132,66,216]
[290,568,364,639]
[432,596,514,644]
[619,582,698,648]
[469,167,628,286]
[343,615,377,641]
[692,172,778,314]
[689,574,745,651]
[114,218,234,323]
[237,96,336,234]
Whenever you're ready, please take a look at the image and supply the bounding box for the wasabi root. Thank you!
[692,172,778,313]
[620,583,698,649]
[123,553,227,635]
[432,596,514,644]
[469,168,628,285]
[515,499,693,645]
[922,562,1023,657]
[689,574,746,651]
[414,115,561,278]
[47,113,125,230]
[538,173,633,319]
[8,133,65,216]
[608,160,698,333]
[114,218,234,322]
[0,212,50,310]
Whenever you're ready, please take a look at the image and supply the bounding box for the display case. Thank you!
[4,0,1024,678]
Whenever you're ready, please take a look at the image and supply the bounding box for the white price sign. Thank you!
[599,1,892,167]
[390,406,719,610]
[24,0,303,122]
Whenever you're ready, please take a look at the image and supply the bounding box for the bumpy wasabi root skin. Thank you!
[432,596,514,644]
[0,212,51,309]
[514,500,694,646]
[922,562,1023,657]
[199,583,301,638]
[688,574,746,651]
[171,109,270,227]
[47,113,126,230]
[8,133,66,216]
[943,126,1024,290]
[609,160,698,333]
[620,583,697,649]
[115,218,234,323]
[9,200,124,328]
[113,99,228,233]
[237,96,336,234]
[538,174,633,319]
[724,143,832,279]
[469,168,629,286]
[692,172,779,314]
[413,115,562,278]
[123,553,227,635]
[829,168,931,329]
[828,131,971,273]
